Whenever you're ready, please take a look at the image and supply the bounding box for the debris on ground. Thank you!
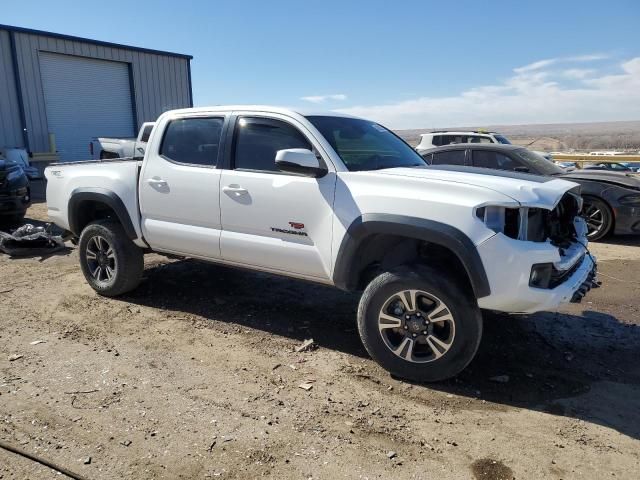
[0,224,66,257]
[29,340,46,345]
[387,451,397,459]
[298,381,315,391]
[489,375,510,383]
[83,456,92,465]
[295,338,317,353]
[8,354,23,361]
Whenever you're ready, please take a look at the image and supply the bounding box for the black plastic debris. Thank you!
[0,224,66,257]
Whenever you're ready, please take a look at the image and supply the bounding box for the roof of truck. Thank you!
[166,105,361,119]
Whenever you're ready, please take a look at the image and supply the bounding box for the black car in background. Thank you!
[0,156,31,225]
[419,144,640,241]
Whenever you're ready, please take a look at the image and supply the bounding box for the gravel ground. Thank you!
[1,202,639,479]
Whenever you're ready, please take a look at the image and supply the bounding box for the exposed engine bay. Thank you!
[477,189,583,247]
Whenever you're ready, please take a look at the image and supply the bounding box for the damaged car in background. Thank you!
[420,144,640,241]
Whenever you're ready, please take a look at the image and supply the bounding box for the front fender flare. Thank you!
[333,214,491,298]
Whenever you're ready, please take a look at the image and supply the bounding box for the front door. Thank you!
[139,115,227,258]
[219,115,336,280]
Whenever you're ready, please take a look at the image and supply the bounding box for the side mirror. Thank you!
[275,148,327,178]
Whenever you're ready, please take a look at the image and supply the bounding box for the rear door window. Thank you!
[472,150,520,170]
[465,135,493,144]
[431,150,466,166]
[160,117,224,167]
[439,135,465,146]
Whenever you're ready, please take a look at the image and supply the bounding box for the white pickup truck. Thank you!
[90,122,154,160]
[45,106,597,381]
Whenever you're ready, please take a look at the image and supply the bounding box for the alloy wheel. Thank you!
[582,202,605,238]
[378,289,456,363]
[85,235,117,283]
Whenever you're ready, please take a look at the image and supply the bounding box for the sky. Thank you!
[3,0,640,129]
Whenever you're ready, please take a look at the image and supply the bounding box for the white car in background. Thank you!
[415,130,512,154]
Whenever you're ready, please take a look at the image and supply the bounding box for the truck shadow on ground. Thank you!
[123,258,640,441]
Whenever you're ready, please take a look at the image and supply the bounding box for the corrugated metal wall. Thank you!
[0,30,24,149]
[0,27,192,153]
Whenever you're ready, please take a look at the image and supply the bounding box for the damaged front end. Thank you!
[476,186,600,307]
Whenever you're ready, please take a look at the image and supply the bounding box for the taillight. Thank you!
[89,142,94,156]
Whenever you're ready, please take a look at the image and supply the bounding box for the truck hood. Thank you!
[371,165,580,208]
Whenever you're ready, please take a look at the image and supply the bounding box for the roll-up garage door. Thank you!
[39,52,135,161]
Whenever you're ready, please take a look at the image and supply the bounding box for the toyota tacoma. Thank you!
[45,106,597,382]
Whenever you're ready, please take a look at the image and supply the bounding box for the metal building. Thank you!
[0,24,193,162]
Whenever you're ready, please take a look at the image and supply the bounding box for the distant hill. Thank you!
[395,120,640,151]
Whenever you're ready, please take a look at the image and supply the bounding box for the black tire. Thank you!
[582,196,613,241]
[357,266,482,382]
[78,220,144,296]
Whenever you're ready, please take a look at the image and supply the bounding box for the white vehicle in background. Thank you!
[90,122,154,160]
[45,106,597,382]
[415,130,512,153]
[589,151,626,156]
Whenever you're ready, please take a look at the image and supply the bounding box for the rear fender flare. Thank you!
[68,188,137,239]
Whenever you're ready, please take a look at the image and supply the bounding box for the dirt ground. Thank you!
[1,202,639,479]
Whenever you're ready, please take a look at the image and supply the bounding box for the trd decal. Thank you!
[271,226,308,236]
[289,222,305,230]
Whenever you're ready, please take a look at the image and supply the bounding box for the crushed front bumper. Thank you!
[476,233,598,314]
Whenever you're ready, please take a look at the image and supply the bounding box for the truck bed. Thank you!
[48,157,139,167]
[45,158,144,243]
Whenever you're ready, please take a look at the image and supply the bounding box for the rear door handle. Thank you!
[147,177,168,187]
[223,185,248,196]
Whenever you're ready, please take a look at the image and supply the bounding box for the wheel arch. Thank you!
[68,188,137,240]
[333,214,491,299]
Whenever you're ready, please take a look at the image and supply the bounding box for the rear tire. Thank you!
[582,196,613,241]
[357,266,482,382]
[78,220,143,296]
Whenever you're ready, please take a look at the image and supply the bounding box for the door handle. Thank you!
[147,177,168,187]
[223,185,248,196]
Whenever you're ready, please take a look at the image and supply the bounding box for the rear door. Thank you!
[218,113,336,280]
[139,113,228,258]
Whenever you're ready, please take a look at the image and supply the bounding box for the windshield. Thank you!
[494,134,512,145]
[513,148,565,175]
[306,116,426,171]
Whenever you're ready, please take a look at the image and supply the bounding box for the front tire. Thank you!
[78,220,143,296]
[582,196,613,241]
[357,266,482,382]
